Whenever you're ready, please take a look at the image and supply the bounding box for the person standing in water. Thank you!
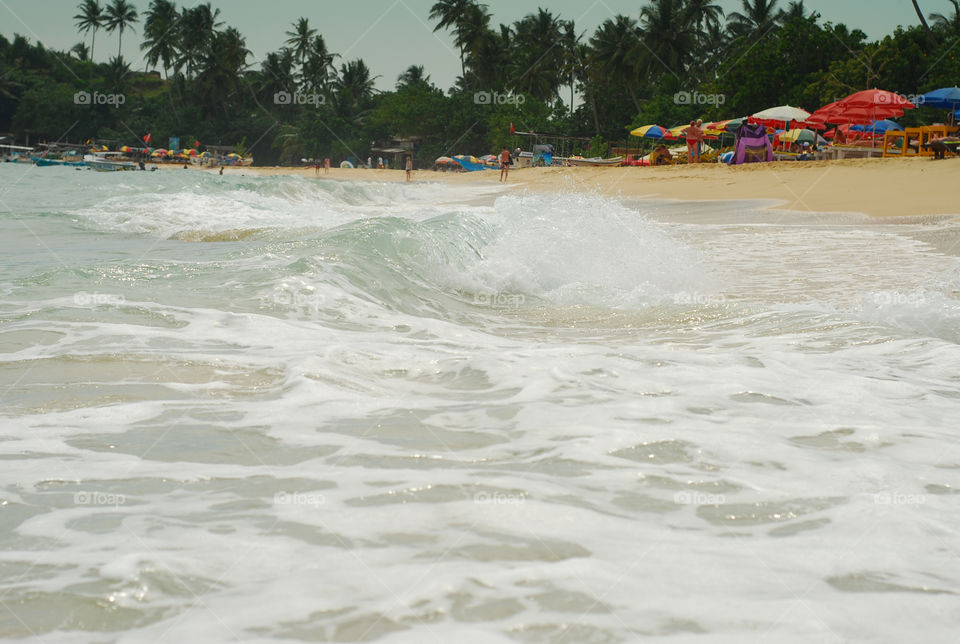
[405,156,413,182]
[499,146,512,182]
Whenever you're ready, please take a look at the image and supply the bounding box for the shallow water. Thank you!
[1,164,959,642]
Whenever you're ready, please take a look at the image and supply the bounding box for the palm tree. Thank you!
[396,64,430,90]
[429,0,481,78]
[329,59,379,120]
[141,0,179,77]
[509,8,564,102]
[930,0,960,33]
[782,1,811,21]
[175,3,222,78]
[73,0,104,62]
[258,47,296,102]
[196,26,249,118]
[912,0,938,45]
[71,42,90,60]
[589,15,642,111]
[301,35,337,92]
[558,20,582,114]
[285,17,317,72]
[103,0,139,59]
[728,0,783,40]
[637,0,697,82]
[685,0,724,34]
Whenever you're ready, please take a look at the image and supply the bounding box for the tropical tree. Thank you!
[508,8,564,102]
[685,0,725,34]
[912,0,938,45]
[589,15,642,111]
[301,35,337,92]
[258,48,296,102]
[196,27,249,118]
[285,17,317,72]
[329,59,378,120]
[637,0,697,83]
[558,20,582,113]
[175,3,221,78]
[930,0,960,33]
[782,1,812,22]
[396,64,430,90]
[429,0,481,77]
[141,0,179,77]
[73,0,104,62]
[103,0,139,58]
[727,0,783,40]
[71,42,90,60]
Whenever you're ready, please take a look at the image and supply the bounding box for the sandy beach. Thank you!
[205,157,960,218]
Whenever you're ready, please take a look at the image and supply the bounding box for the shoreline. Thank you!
[187,156,960,219]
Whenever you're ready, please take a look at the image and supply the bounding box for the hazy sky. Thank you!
[0,0,951,92]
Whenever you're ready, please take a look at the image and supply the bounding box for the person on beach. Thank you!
[928,135,950,160]
[683,120,704,163]
[324,158,330,174]
[405,156,413,182]
[219,166,224,175]
[651,144,672,166]
[499,146,512,182]
[377,156,383,169]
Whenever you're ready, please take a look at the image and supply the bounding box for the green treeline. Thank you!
[1,0,959,165]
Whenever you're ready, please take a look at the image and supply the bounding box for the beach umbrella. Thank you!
[750,105,812,128]
[455,155,480,164]
[119,145,132,153]
[631,124,669,138]
[188,149,198,156]
[918,87,960,111]
[779,129,818,144]
[434,156,456,165]
[840,88,915,111]
[340,160,354,168]
[851,119,903,135]
[667,124,690,138]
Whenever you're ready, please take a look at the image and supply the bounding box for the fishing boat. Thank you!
[33,156,87,168]
[566,156,624,167]
[84,152,138,172]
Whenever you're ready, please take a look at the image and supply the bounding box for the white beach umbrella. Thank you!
[750,105,812,126]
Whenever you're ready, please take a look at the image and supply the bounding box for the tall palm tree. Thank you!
[589,15,642,111]
[930,0,960,33]
[912,0,937,45]
[141,0,178,77]
[285,17,317,71]
[429,0,481,78]
[782,1,811,21]
[196,26,249,118]
[685,0,724,34]
[728,0,783,40]
[73,0,104,62]
[259,47,296,102]
[509,8,564,102]
[103,0,138,59]
[638,0,697,82]
[559,20,582,114]
[301,35,337,92]
[175,3,222,78]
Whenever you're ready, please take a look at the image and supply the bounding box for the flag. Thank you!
[510,123,515,134]
[194,140,200,148]
[144,133,152,144]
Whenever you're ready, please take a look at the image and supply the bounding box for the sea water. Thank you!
[0,164,958,643]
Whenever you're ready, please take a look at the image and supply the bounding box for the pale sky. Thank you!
[0,0,950,92]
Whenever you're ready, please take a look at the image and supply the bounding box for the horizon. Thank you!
[0,0,951,94]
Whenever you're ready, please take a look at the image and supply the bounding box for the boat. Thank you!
[566,156,624,167]
[33,156,87,167]
[84,152,138,172]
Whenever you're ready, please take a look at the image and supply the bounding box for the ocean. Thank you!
[1,163,958,643]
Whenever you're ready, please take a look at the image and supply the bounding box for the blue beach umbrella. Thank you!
[850,119,903,135]
[918,87,960,111]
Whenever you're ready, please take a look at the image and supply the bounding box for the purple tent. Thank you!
[728,123,774,165]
